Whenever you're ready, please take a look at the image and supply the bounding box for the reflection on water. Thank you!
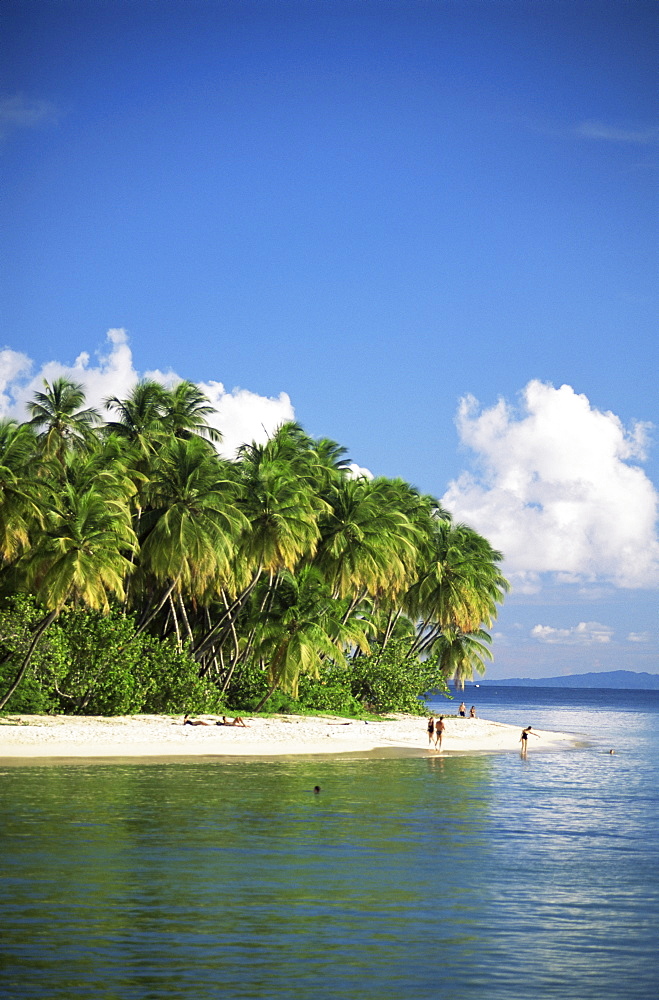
[1,725,658,999]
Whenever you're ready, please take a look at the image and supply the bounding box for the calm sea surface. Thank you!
[1,687,658,1000]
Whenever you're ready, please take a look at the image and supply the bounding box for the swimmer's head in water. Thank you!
[313,785,321,794]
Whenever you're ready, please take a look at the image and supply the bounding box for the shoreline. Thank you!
[0,713,578,761]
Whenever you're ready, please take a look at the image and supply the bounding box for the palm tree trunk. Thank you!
[178,594,194,644]
[0,609,59,711]
[134,579,178,636]
[341,588,367,624]
[382,609,402,649]
[218,596,243,694]
[416,627,442,657]
[237,571,279,671]
[408,614,435,656]
[168,594,182,650]
[254,676,279,712]
[193,568,263,659]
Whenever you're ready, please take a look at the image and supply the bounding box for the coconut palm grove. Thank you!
[0,377,509,716]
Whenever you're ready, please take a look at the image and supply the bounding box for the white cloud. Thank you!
[626,632,652,644]
[0,94,59,137]
[0,329,295,458]
[575,120,659,145]
[345,462,374,480]
[1,329,137,418]
[0,349,32,412]
[531,622,614,645]
[442,381,659,589]
[199,381,295,459]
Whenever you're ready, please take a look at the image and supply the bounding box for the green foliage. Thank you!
[224,658,365,716]
[297,670,364,715]
[0,382,508,715]
[347,639,450,715]
[222,658,270,711]
[225,642,449,718]
[0,600,223,715]
[0,595,60,712]
[225,664,364,717]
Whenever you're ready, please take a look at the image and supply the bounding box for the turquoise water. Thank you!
[1,689,658,999]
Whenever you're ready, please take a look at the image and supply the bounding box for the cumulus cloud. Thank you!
[345,462,374,480]
[0,349,32,412]
[442,381,659,589]
[199,381,294,459]
[0,329,137,418]
[0,329,296,458]
[626,632,652,644]
[531,622,614,645]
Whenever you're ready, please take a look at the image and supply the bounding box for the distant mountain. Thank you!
[475,670,659,690]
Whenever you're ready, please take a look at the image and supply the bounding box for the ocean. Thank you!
[1,687,658,1000]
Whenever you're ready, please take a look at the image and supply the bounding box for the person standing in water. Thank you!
[459,702,466,717]
[520,725,540,755]
[435,716,445,751]
[469,705,477,718]
[427,716,435,746]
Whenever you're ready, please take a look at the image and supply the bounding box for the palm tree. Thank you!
[252,566,371,706]
[60,434,143,507]
[236,431,327,576]
[315,477,420,604]
[26,377,102,461]
[0,403,511,710]
[312,437,352,478]
[192,427,330,674]
[406,521,509,657]
[104,380,169,457]
[434,626,493,690]
[0,483,137,710]
[160,381,222,444]
[132,437,246,635]
[0,419,42,565]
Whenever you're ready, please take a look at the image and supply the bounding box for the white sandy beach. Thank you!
[0,713,577,759]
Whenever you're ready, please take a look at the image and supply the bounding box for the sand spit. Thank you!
[0,713,577,760]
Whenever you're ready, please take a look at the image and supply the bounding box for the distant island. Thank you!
[474,670,659,691]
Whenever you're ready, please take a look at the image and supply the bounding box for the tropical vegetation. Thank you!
[0,377,508,716]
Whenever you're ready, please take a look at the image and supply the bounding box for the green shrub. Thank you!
[297,671,364,715]
[0,599,451,719]
[0,595,61,713]
[347,639,450,715]
[0,599,225,716]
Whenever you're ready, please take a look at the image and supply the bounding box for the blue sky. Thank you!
[1,0,657,678]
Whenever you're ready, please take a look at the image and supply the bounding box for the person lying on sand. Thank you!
[217,716,248,727]
[183,714,213,726]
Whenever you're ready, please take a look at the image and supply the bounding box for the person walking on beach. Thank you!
[435,716,445,750]
[459,702,466,717]
[520,725,540,755]
[427,716,435,746]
